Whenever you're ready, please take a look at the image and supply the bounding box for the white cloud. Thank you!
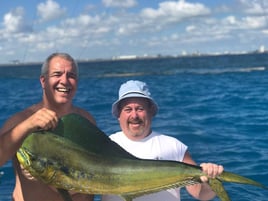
[113,0,212,37]
[60,13,114,40]
[222,14,267,30]
[242,16,267,29]
[37,0,66,22]
[3,7,32,33]
[262,29,268,34]
[141,0,210,22]
[225,16,237,25]
[35,41,56,50]
[64,14,100,28]
[186,25,196,32]
[102,0,137,8]
[238,0,268,15]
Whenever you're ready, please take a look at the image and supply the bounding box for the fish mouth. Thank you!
[17,148,32,166]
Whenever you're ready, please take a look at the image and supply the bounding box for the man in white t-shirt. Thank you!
[102,80,224,201]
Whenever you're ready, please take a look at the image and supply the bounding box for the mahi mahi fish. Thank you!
[16,113,268,201]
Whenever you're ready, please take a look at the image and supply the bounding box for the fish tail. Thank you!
[219,172,268,190]
[209,178,230,201]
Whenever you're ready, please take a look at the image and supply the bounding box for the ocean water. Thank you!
[0,53,268,200]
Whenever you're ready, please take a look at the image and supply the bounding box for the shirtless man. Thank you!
[0,53,95,201]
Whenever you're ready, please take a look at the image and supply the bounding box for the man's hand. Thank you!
[26,108,58,132]
[200,163,224,182]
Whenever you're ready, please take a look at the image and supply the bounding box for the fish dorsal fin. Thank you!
[209,179,230,201]
[53,113,137,159]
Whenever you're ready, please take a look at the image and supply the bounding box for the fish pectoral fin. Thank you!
[121,194,134,201]
[209,178,230,201]
[57,188,73,201]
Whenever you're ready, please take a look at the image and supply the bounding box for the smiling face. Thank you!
[40,56,78,109]
[118,97,154,141]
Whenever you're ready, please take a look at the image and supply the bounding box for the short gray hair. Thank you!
[41,52,79,77]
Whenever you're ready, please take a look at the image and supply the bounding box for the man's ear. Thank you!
[149,103,155,114]
[40,75,45,89]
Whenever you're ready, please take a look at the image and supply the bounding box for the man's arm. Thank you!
[0,108,58,166]
[183,151,224,200]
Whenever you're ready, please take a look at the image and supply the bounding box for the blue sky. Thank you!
[0,0,267,63]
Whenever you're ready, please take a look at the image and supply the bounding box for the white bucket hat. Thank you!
[112,80,158,117]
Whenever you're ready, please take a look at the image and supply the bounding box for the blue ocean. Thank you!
[0,53,268,200]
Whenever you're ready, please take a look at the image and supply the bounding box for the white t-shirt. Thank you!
[101,131,188,201]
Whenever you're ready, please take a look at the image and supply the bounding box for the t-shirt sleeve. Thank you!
[175,140,188,162]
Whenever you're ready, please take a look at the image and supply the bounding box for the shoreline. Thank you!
[0,51,267,67]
